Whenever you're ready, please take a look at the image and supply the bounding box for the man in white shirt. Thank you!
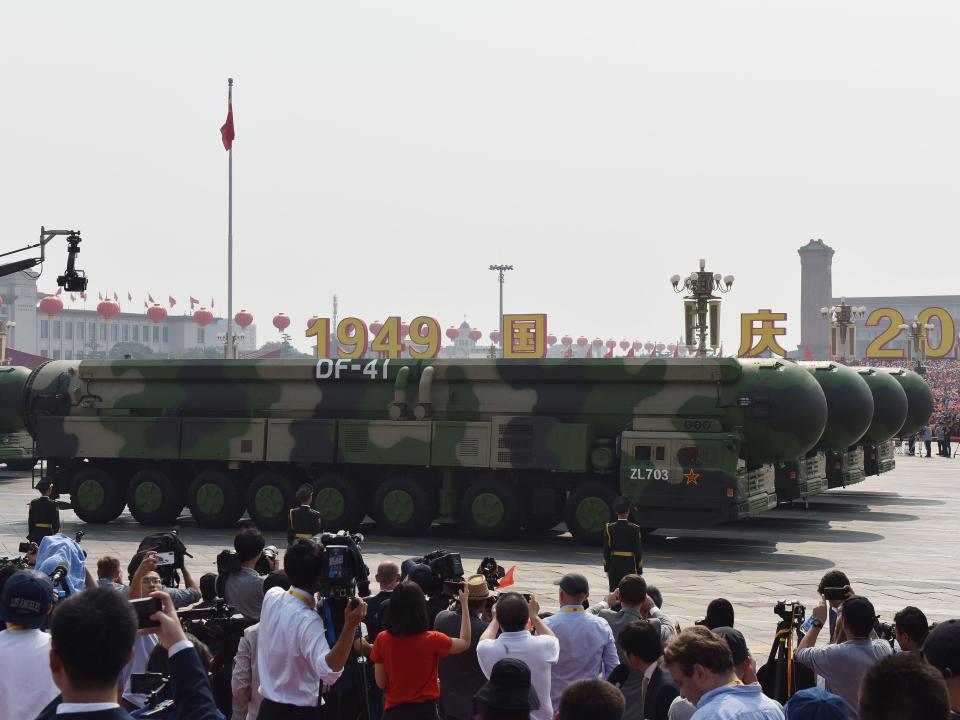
[0,570,58,719]
[257,539,366,720]
[543,573,620,708]
[476,592,559,720]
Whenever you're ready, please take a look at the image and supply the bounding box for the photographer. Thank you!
[130,551,201,609]
[434,574,492,720]
[223,527,278,621]
[893,606,929,652]
[795,595,892,720]
[98,555,126,591]
[257,539,367,719]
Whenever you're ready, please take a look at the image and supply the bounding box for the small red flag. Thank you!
[496,565,517,589]
[604,349,613,359]
[148,293,155,304]
[144,300,148,309]
[220,89,235,151]
[169,296,177,308]
[586,347,593,358]
[98,292,103,301]
[717,344,724,358]
[113,291,119,302]
[69,294,75,302]
[80,292,87,300]
[190,296,199,308]
[55,287,62,296]
[211,297,215,309]
[626,347,635,358]
[128,291,133,302]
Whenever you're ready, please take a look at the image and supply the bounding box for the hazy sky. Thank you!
[2,2,957,351]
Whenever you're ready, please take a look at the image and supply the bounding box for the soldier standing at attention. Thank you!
[603,496,642,591]
[27,480,61,545]
[287,483,321,545]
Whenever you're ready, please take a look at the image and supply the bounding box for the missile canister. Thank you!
[878,367,934,437]
[799,362,874,451]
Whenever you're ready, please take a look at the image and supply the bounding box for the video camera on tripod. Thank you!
[757,600,815,704]
[316,530,370,599]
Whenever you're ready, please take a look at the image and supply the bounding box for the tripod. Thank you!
[757,602,815,704]
[319,598,375,720]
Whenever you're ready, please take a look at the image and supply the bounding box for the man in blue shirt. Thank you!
[662,627,784,720]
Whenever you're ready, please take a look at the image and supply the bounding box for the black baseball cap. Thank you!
[554,573,589,596]
[922,619,960,678]
[474,658,540,711]
[712,626,748,666]
[295,484,314,502]
[0,570,53,628]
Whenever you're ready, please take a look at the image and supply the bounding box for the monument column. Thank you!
[798,239,834,360]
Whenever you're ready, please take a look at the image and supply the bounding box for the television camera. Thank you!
[316,530,370,599]
[757,600,815,704]
[0,227,88,290]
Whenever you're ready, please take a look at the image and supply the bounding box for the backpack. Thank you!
[127,531,192,588]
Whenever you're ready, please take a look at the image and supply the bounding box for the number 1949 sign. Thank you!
[306,314,549,359]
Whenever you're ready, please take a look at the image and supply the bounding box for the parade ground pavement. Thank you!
[2,454,957,655]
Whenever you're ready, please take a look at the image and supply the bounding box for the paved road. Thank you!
[2,454,957,653]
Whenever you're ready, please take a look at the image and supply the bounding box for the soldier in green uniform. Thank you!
[27,480,61,544]
[287,483,321,545]
[603,495,642,591]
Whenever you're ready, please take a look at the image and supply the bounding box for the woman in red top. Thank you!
[370,581,471,720]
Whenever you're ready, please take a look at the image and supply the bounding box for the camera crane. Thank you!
[0,226,88,291]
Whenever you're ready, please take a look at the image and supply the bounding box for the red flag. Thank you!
[603,349,613,359]
[56,287,62,296]
[190,296,199,308]
[80,292,87,300]
[586,347,593,358]
[626,347,635,358]
[169,296,177,308]
[717,344,724,358]
[69,294,75,302]
[220,86,235,151]
[128,291,133,302]
[803,346,814,361]
[496,565,517,589]
[211,297,215,309]
[673,345,679,358]
[563,348,573,358]
[113,291,119,302]
[98,292,103,301]
[144,300,149,309]
[148,293,155,303]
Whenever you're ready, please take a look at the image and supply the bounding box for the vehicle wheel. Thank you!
[524,488,566,533]
[127,467,185,525]
[313,473,365,532]
[246,470,296,531]
[565,481,617,546]
[71,465,126,523]
[372,475,435,536]
[460,478,525,539]
[4,459,37,471]
[187,469,244,528]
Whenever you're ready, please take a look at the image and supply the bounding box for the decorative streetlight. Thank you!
[670,258,734,356]
[0,319,15,365]
[489,264,513,358]
[820,298,866,364]
[217,331,246,358]
[898,316,934,370]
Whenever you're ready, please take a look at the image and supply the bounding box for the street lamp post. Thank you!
[670,258,734,356]
[217,331,245,359]
[820,298,866,364]
[898,316,934,371]
[489,264,513,358]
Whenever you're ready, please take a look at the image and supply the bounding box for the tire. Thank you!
[127,467,185,525]
[312,473,365,532]
[565,481,618,546]
[4,459,37,471]
[371,475,435,536]
[460,477,525,539]
[71,465,126,523]
[246,470,296,531]
[187,469,244,528]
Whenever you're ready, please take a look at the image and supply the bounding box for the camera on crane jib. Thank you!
[316,530,370,599]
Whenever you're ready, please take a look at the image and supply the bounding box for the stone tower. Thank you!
[798,239,834,359]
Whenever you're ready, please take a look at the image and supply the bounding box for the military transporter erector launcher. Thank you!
[0,355,914,545]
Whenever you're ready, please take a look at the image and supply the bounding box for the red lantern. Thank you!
[400,322,410,338]
[445,327,460,341]
[632,341,642,350]
[234,310,254,329]
[146,304,167,324]
[576,336,588,347]
[606,339,616,350]
[306,315,320,330]
[619,340,630,351]
[644,342,654,352]
[546,334,557,346]
[38,295,64,319]
[469,329,482,342]
[667,343,676,351]
[272,313,291,332]
[655,343,665,352]
[370,320,383,335]
[0,295,4,306]
[561,335,573,347]
[490,330,501,344]
[592,338,603,348]
[193,307,214,328]
[97,299,120,323]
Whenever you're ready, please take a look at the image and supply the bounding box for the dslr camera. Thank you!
[774,600,806,626]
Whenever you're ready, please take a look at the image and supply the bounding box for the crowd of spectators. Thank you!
[1,527,958,720]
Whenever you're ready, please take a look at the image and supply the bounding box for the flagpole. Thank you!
[226,78,234,360]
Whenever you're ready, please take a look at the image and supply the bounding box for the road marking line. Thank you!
[715,559,821,567]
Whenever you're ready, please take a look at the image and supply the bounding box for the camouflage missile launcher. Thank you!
[0,357,830,544]
[849,367,909,482]
[777,362,874,501]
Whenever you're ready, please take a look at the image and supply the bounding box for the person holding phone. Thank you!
[369,581,472,720]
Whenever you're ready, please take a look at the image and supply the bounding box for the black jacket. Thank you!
[644,665,680,720]
[287,505,321,545]
[34,644,220,720]
[27,496,60,544]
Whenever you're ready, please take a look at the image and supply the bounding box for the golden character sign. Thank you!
[503,314,548,358]
[738,309,789,358]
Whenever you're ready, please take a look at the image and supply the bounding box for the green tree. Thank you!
[108,342,155,359]
[179,346,224,359]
